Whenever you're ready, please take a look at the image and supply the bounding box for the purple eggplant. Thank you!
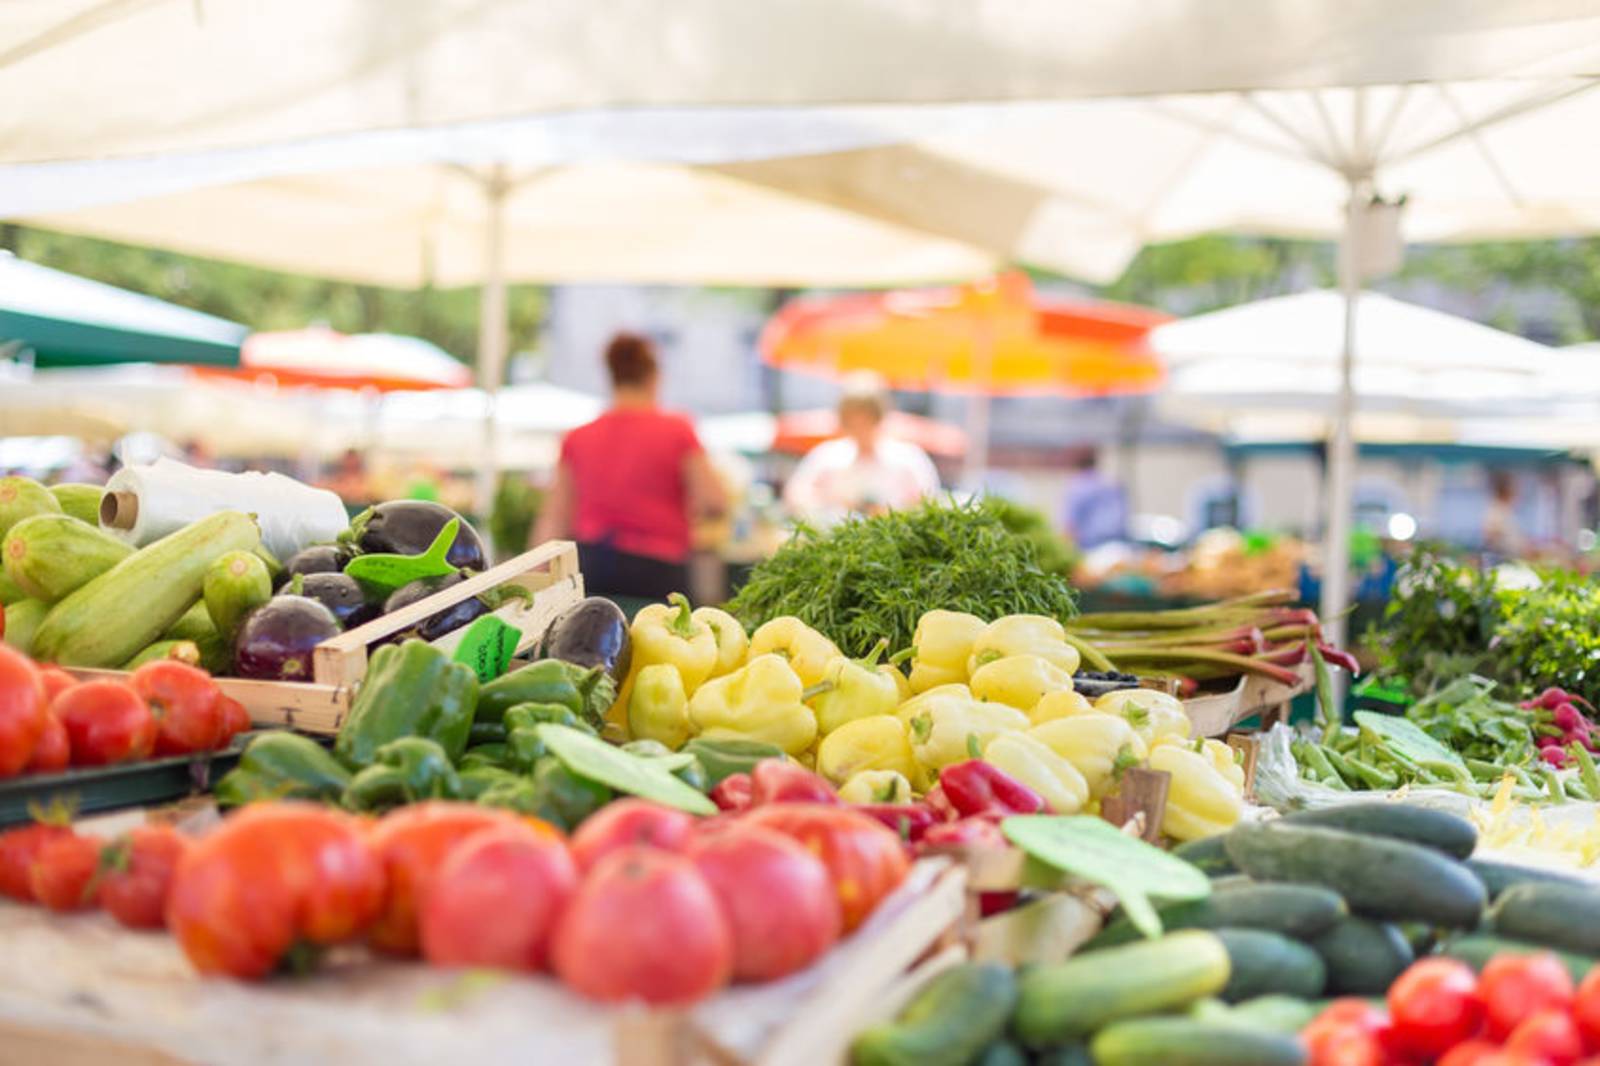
[234,596,342,681]
[383,571,489,642]
[278,544,358,589]
[350,501,485,571]
[299,572,382,630]
[535,597,631,682]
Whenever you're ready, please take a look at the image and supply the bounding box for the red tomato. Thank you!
[130,660,224,757]
[1304,1022,1387,1066]
[24,711,69,773]
[0,644,46,777]
[1507,1008,1584,1065]
[749,760,839,806]
[740,804,910,932]
[0,822,75,900]
[569,799,694,872]
[1480,952,1575,1038]
[53,680,155,766]
[1388,958,1485,1059]
[217,696,251,742]
[166,803,384,979]
[552,846,732,1005]
[420,826,578,971]
[1440,1041,1514,1066]
[1480,1052,1567,1066]
[28,833,102,912]
[36,667,77,705]
[1572,967,1600,1049]
[366,802,529,955]
[99,825,189,930]
[689,824,841,982]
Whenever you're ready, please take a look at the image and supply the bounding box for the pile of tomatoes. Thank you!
[0,644,250,775]
[1306,954,1600,1066]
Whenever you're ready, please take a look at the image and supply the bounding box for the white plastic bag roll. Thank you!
[101,458,349,561]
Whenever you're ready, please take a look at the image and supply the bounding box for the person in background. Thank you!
[323,448,370,504]
[532,332,726,600]
[1483,469,1523,556]
[783,373,940,525]
[1060,448,1128,549]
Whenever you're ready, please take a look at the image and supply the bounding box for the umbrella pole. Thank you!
[473,167,510,529]
[1321,181,1366,657]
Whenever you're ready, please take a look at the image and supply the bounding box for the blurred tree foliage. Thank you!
[1101,235,1335,313]
[1397,240,1600,342]
[0,224,546,371]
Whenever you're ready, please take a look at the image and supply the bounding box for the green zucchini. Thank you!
[0,570,24,606]
[2,598,48,654]
[1395,921,1437,957]
[1441,933,1598,984]
[1487,882,1600,955]
[1089,1018,1308,1066]
[0,476,61,538]
[1215,928,1326,1002]
[1282,803,1477,860]
[121,639,201,670]
[32,511,260,667]
[203,549,273,644]
[162,601,230,672]
[1224,822,1485,927]
[1467,858,1592,901]
[850,963,1016,1066]
[1174,835,1239,877]
[3,514,134,602]
[48,483,104,525]
[1085,883,1346,949]
[1013,930,1231,1047]
[1311,918,1414,995]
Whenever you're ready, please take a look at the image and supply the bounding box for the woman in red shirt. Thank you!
[532,333,725,600]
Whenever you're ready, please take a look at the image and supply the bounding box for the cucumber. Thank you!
[1395,921,1437,957]
[1013,930,1231,1047]
[1441,933,1598,984]
[1217,995,1321,1036]
[48,484,104,526]
[121,640,201,670]
[1311,917,1414,995]
[2,598,48,654]
[973,1041,1028,1066]
[3,514,134,602]
[32,511,260,668]
[1034,1048,1091,1066]
[203,549,273,644]
[1282,803,1477,860]
[0,476,61,538]
[1224,822,1486,928]
[1215,928,1326,1002]
[1086,883,1346,949]
[1487,882,1600,955]
[1090,1018,1308,1066]
[1175,835,1238,877]
[850,962,1016,1066]
[1467,858,1592,901]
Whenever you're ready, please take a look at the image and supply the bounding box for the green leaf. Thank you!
[1354,710,1466,770]
[535,724,716,815]
[1001,815,1211,939]
[344,517,461,593]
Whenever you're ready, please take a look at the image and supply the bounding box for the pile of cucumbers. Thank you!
[855,802,1600,1066]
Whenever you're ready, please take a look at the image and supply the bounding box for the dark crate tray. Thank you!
[0,733,257,827]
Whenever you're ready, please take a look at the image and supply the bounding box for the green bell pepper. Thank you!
[468,721,508,745]
[213,732,352,807]
[459,742,512,771]
[458,765,521,800]
[334,639,479,767]
[682,736,785,787]
[476,659,614,730]
[341,737,463,812]
[504,701,595,771]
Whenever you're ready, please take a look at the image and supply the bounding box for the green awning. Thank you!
[0,253,244,368]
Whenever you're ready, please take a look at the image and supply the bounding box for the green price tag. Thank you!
[344,517,461,594]
[452,615,520,683]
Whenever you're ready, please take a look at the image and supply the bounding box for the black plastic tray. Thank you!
[0,733,255,827]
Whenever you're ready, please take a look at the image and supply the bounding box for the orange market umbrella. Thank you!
[773,409,968,459]
[762,272,1169,485]
[196,327,473,392]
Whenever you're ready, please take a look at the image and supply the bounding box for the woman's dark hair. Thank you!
[605,332,658,388]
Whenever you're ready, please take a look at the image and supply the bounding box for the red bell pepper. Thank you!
[711,772,754,812]
[939,760,1045,819]
[853,804,939,842]
[923,782,958,822]
[920,817,1008,849]
[749,760,839,806]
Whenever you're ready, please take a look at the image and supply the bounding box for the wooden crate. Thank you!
[70,540,584,736]
[1184,660,1314,738]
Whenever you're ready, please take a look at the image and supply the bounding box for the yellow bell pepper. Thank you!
[691,606,749,678]
[984,733,1089,814]
[880,663,914,702]
[969,654,1075,711]
[907,609,987,693]
[1149,743,1244,842]
[1095,688,1191,747]
[1168,736,1247,791]
[904,690,1029,773]
[748,616,841,688]
[838,769,913,805]
[967,614,1081,676]
[626,663,691,749]
[811,640,902,736]
[1029,714,1148,798]
[894,682,972,724]
[1028,688,1096,726]
[816,714,918,785]
[630,593,719,695]
[687,654,818,755]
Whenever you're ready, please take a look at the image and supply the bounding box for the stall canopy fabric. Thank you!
[205,328,473,391]
[0,253,245,369]
[5,2,1599,166]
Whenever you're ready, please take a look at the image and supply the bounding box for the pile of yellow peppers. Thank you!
[612,597,1247,842]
